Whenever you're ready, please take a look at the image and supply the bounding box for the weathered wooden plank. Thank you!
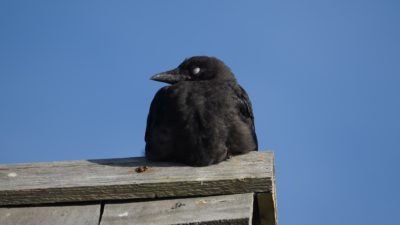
[0,204,100,225]
[254,193,278,225]
[100,193,254,225]
[254,154,277,225]
[0,151,274,206]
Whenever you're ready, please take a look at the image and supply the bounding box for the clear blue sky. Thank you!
[1,0,399,224]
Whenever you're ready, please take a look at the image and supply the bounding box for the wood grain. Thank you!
[100,193,254,225]
[0,151,274,206]
[0,204,100,225]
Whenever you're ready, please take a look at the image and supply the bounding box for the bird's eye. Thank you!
[192,67,201,75]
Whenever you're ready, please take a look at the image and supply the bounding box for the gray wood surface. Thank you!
[100,193,254,225]
[0,204,100,225]
[0,151,274,206]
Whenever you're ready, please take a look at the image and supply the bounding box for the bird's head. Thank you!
[150,56,236,84]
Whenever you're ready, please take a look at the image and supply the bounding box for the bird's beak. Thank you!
[150,68,184,84]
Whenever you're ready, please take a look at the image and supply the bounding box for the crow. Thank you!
[145,56,258,166]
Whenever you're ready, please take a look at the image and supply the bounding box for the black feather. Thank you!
[145,56,258,166]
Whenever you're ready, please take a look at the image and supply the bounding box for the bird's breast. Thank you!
[167,82,235,129]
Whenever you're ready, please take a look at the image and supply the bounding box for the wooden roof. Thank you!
[0,151,277,225]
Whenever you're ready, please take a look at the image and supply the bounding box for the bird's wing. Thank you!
[235,84,258,148]
[237,85,254,122]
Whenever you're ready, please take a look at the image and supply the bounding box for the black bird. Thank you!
[145,56,258,166]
